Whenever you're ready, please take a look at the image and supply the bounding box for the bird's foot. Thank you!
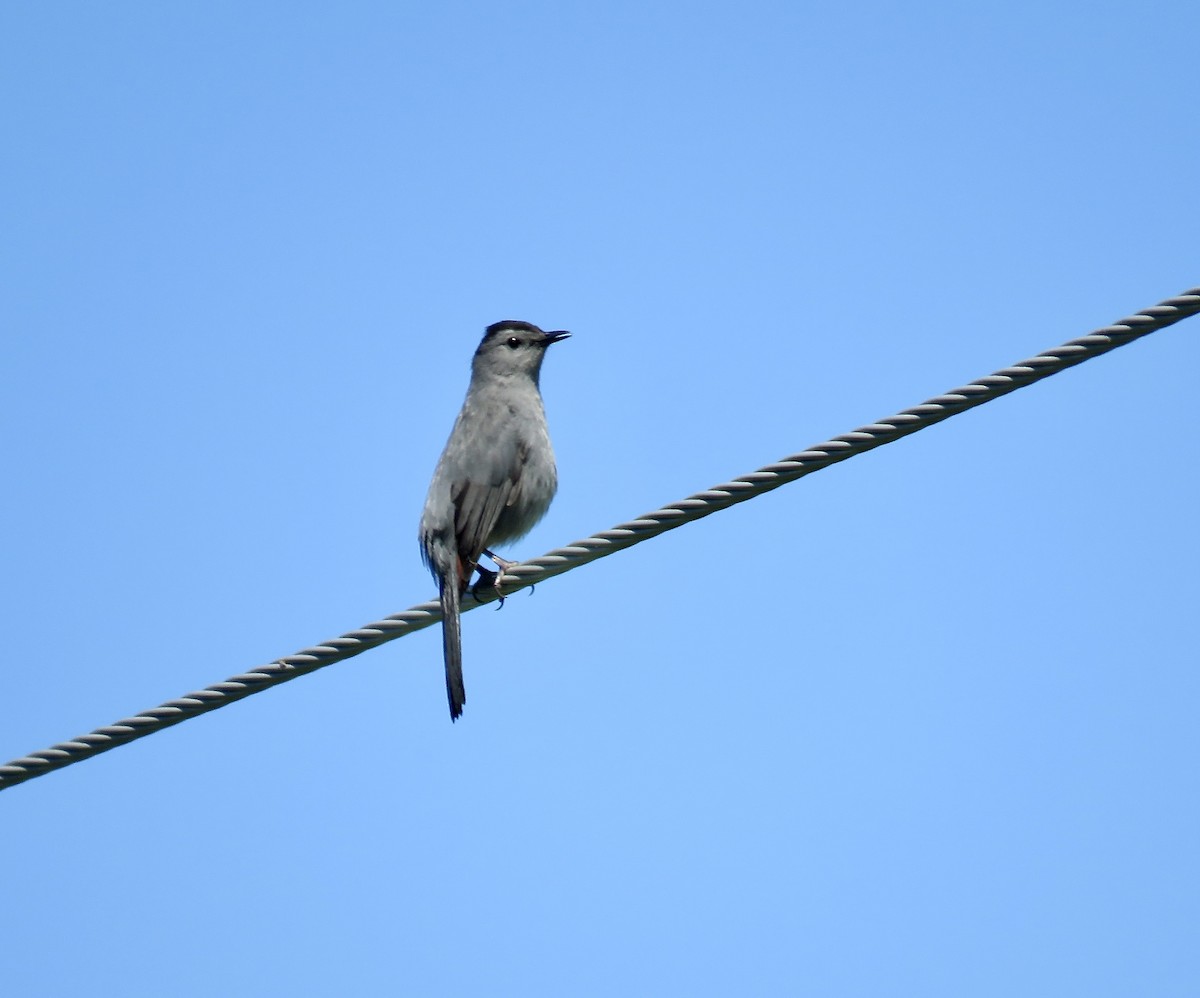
[480,550,535,609]
[470,566,500,605]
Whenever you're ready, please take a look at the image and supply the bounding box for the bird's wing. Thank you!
[450,439,528,578]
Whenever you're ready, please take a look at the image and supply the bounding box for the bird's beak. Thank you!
[544,330,571,345]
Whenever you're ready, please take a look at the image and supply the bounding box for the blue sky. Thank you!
[3,2,1198,995]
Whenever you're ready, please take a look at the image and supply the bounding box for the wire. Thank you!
[2,287,1197,792]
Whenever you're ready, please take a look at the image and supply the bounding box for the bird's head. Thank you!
[472,320,570,384]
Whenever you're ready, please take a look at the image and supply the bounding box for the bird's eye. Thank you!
[506,337,520,349]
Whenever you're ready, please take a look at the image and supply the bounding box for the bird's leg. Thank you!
[482,550,515,610]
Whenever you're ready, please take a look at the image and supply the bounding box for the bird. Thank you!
[419,320,570,720]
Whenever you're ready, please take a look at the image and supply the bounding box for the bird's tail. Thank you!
[441,577,466,721]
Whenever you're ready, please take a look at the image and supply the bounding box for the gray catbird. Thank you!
[419,320,570,720]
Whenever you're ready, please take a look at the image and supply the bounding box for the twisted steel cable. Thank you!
[3,287,1197,792]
